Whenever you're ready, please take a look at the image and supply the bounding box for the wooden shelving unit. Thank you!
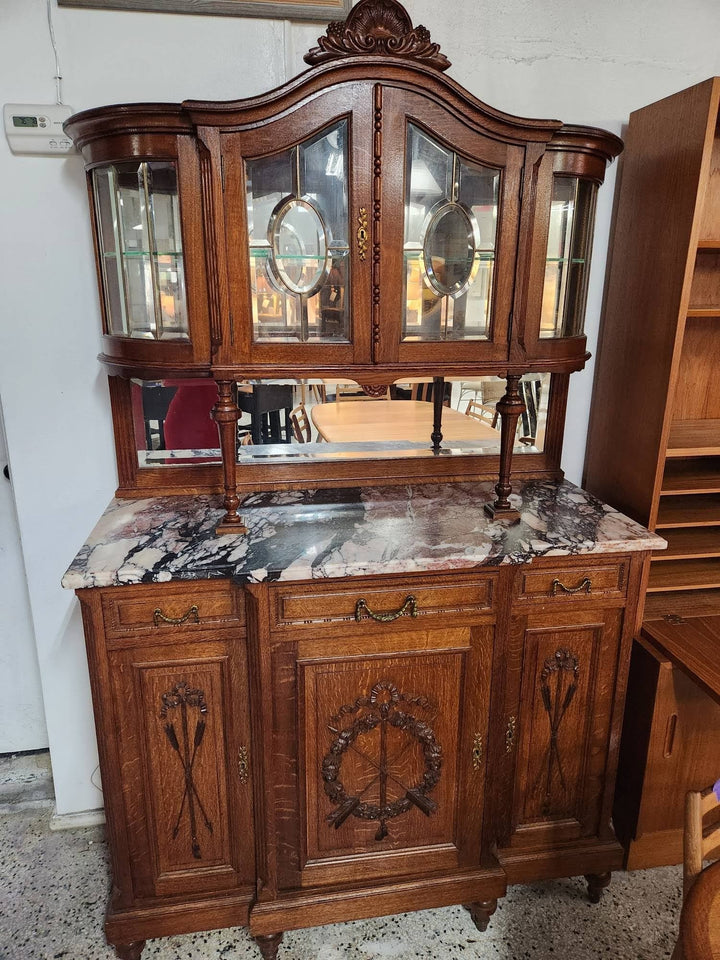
[584,77,720,869]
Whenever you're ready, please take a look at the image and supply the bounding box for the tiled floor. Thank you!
[0,805,682,960]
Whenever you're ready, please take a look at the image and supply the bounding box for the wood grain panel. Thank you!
[102,581,243,640]
[108,638,254,899]
[654,528,720,561]
[584,78,720,524]
[270,575,495,632]
[647,557,720,592]
[673,319,720,420]
[268,622,493,889]
[656,494,720,527]
[667,420,720,457]
[516,560,627,602]
[508,608,623,847]
[662,458,720,494]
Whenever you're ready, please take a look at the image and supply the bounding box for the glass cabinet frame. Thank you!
[79,122,212,375]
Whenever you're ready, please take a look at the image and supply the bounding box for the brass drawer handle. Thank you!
[153,604,199,627]
[505,716,517,754]
[551,577,591,596]
[355,595,419,623]
[472,733,483,770]
[238,746,250,784]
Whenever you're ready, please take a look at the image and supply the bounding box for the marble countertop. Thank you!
[61,480,666,590]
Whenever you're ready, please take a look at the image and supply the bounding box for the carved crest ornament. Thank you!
[305,0,451,72]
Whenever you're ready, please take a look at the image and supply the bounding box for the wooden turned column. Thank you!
[212,380,247,535]
[431,376,445,453]
[484,374,526,522]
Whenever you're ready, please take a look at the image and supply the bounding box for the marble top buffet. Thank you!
[63,480,663,959]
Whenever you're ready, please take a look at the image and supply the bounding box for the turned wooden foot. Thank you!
[254,932,283,960]
[585,871,612,903]
[114,943,145,960]
[463,898,497,932]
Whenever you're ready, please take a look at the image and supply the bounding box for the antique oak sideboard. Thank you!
[60,2,658,957]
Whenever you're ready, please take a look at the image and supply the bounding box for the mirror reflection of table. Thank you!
[311,399,501,444]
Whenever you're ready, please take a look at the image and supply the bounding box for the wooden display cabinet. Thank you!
[65,0,621,523]
[60,2,639,957]
[584,76,720,866]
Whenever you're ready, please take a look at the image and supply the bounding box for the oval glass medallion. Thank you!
[422,202,480,297]
[269,197,329,297]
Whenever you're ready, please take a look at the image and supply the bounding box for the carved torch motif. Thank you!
[539,649,580,812]
[160,681,213,859]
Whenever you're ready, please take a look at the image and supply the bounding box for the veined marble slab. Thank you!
[61,480,666,590]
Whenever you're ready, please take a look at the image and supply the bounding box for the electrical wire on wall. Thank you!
[46,0,64,104]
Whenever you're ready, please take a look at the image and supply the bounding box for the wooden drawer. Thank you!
[269,573,495,632]
[101,580,243,639]
[515,559,629,603]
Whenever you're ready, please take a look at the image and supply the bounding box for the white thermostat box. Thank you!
[4,103,76,156]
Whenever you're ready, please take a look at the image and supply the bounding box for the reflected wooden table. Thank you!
[311,399,501,444]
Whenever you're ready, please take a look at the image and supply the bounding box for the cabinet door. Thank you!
[268,623,493,890]
[108,634,254,900]
[222,83,373,368]
[505,606,624,850]
[377,86,525,365]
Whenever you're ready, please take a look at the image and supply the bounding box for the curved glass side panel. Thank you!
[541,176,598,338]
[246,119,349,343]
[403,124,499,342]
[92,162,187,340]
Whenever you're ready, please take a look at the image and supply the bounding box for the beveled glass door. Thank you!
[221,84,374,367]
[378,87,525,365]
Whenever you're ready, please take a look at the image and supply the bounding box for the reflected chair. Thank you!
[465,399,499,428]
[671,781,720,959]
[289,403,312,443]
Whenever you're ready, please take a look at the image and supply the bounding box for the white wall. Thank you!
[1,0,719,815]
[0,398,47,753]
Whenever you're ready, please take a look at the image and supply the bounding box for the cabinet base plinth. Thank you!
[483,502,521,522]
[249,866,506,936]
[215,517,248,536]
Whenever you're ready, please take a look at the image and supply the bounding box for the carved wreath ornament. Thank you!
[322,680,442,841]
[305,0,451,71]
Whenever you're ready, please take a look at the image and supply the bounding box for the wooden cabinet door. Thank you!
[221,82,374,369]
[377,86,525,366]
[504,606,625,850]
[108,634,254,900]
[267,623,494,890]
